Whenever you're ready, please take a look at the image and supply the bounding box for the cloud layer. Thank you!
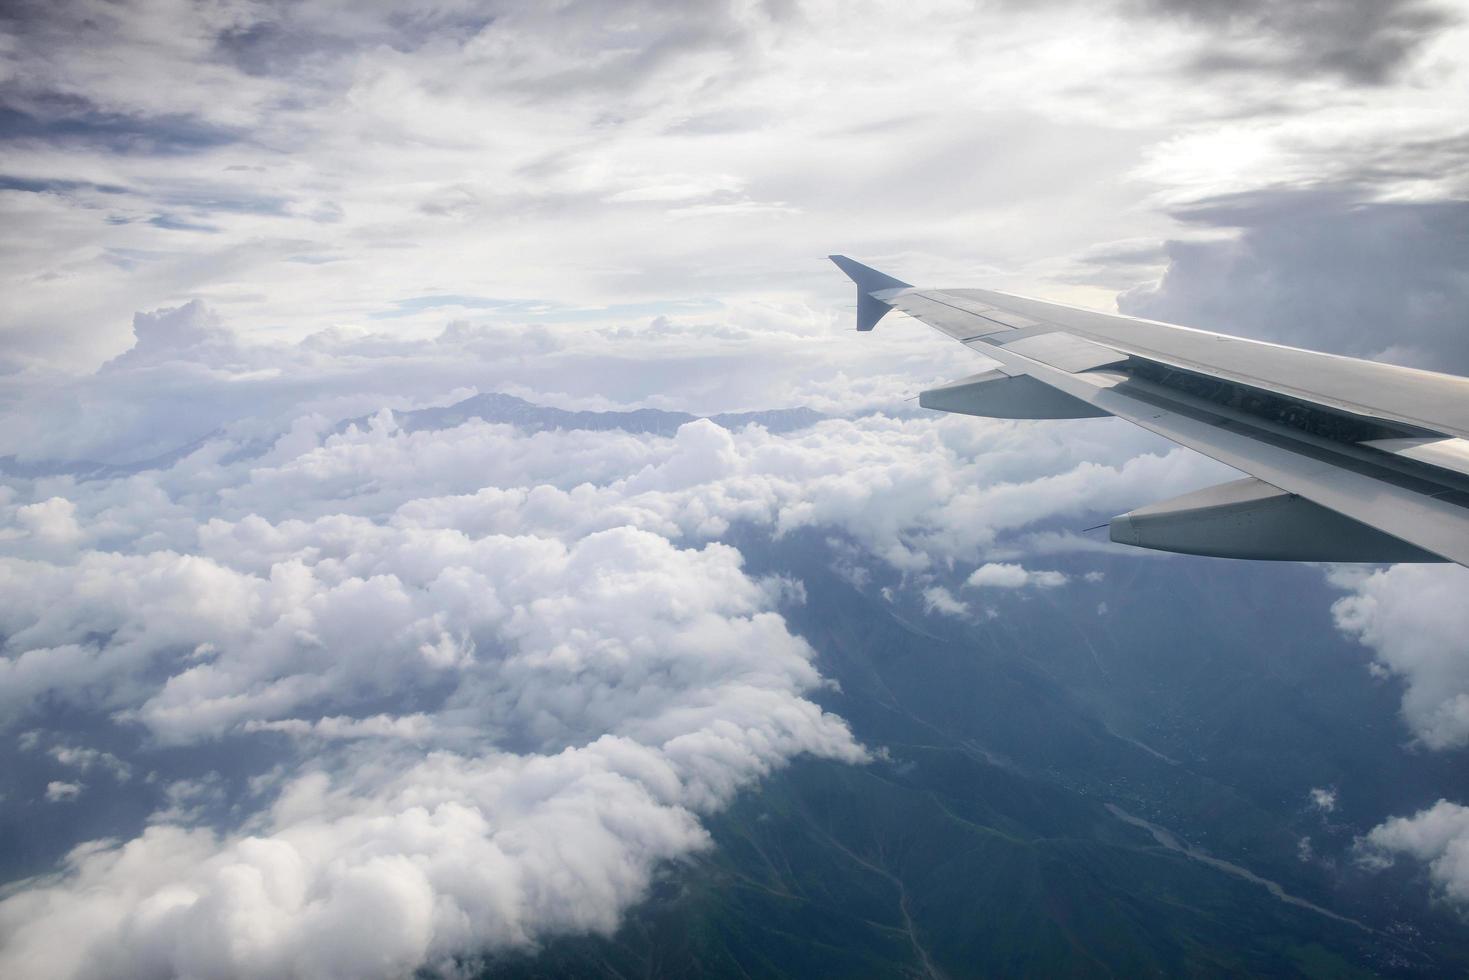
[0,297,1227,979]
[0,430,871,977]
[3,1,1467,370]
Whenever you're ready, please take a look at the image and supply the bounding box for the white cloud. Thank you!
[1309,787,1337,813]
[48,745,133,783]
[965,562,1070,590]
[0,410,1214,741]
[922,586,969,617]
[0,513,866,976]
[1328,563,1469,750]
[4,729,865,980]
[14,497,82,550]
[0,395,931,977]
[151,774,229,826]
[1358,800,1469,904]
[242,714,445,743]
[44,781,84,803]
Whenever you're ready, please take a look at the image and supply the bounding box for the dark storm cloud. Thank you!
[1119,189,1469,371]
[453,0,783,102]
[210,0,779,96]
[147,184,291,216]
[3,0,782,145]
[0,103,241,156]
[1130,0,1456,84]
[1,167,288,230]
[213,21,348,79]
[212,4,499,77]
[148,213,221,232]
[1339,131,1469,197]
[0,175,127,195]
[0,6,236,152]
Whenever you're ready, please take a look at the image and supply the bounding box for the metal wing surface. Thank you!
[830,254,1469,567]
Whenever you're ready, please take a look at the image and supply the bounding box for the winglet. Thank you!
[829,255,911,331]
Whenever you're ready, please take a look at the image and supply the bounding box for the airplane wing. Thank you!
[830,254,1469,566]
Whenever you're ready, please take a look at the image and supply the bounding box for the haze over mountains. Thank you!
[0,393,828,480]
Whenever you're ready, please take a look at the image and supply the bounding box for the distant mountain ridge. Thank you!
[338,391,826,438]
[0,394,827,479]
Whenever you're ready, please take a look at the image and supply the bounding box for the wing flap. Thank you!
[919,369,1110,419]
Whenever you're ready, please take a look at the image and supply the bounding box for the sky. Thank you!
[2,2,1469,978]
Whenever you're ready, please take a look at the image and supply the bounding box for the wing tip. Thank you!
[830,255,910,331]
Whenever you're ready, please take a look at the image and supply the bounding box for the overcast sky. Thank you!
[3,0,1468,377]
[3,2,1469,978]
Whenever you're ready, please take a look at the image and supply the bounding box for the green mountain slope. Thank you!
[478,528,1469,978]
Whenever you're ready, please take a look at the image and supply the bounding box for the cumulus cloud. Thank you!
[106,300,242,370]
[0,501,868,978]
[13,497,82,549]
[1327,563,1469,750]
[1358,799,1469,904]
[965,562,1070,590]
[2,753,714,979]
[0,410,1217,740]
[1309,787,1338,813]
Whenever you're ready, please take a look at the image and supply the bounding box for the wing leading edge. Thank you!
[830,255,1469,567]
